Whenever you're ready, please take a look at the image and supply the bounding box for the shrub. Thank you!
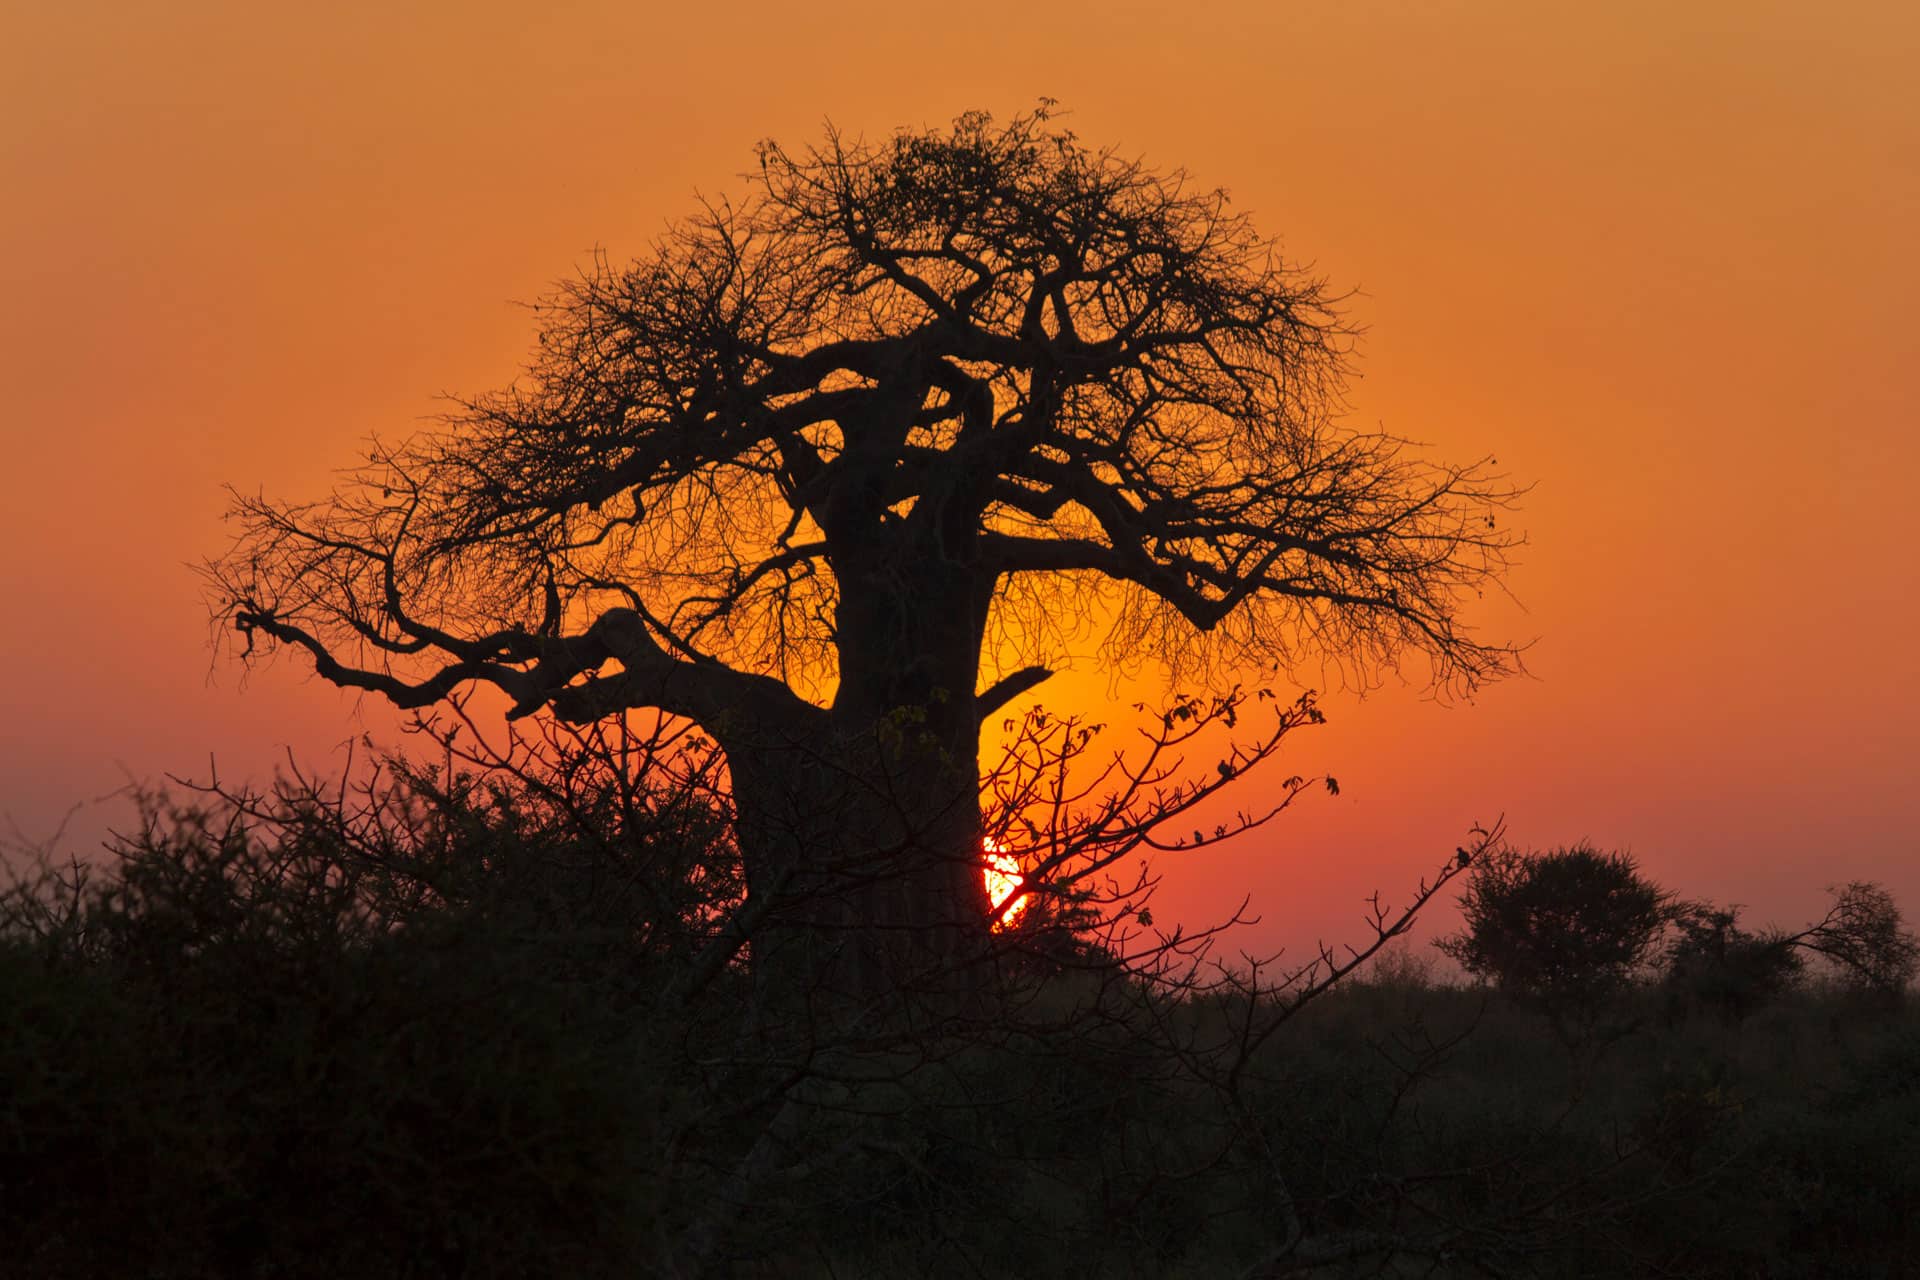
[1437,843,1670,1014]
[0,767,728,1278]
[1790,881,1920,998]
[1662,901,1804,1021]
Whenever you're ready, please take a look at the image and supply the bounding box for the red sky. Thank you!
[3,0,1915,955]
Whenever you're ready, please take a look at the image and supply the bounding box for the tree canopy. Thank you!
[213,106,1518,719]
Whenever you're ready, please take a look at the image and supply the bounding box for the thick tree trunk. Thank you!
[719,556,996,1021]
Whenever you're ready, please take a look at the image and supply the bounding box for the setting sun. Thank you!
[984,837,1028,925]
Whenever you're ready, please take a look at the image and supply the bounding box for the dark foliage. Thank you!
[7,755,1918,1277]
[1660,882,1920,1022]
[1437,843,1671,1015]
[1662,901,1805,1022]
[1789,880,1920,997]
[0,796,689,1277]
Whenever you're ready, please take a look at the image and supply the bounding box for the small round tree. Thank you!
[1437,843,1670,1012]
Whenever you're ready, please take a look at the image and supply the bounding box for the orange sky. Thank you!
[3,0,1915,955]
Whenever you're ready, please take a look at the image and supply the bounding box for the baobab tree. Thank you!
[208,107,1521,1008]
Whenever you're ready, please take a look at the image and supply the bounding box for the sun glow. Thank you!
[984,836,1029,926]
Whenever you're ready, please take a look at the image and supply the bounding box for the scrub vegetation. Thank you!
[3,727,1914,1278]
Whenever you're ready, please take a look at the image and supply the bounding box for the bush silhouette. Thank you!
[1438,843,1670,1014]
[1790,880,1920,998]
[0,768,726,1279]
[8,794,1920,1276]
[1662,901,1804,1021]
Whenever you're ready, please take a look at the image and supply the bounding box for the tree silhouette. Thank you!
[1661,900,1804,1021]
[1787,881,1920,996]
[1438,843,1670,1016]
[208,107,1521,1007]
